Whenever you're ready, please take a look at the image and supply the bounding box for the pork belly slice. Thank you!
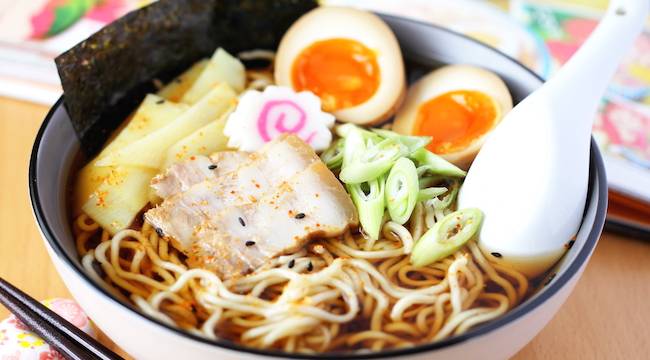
[187,161,358,279]
[151,151,248,198]
[145,134,321,251]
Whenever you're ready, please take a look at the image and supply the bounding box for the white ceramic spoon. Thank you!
[458,0,648,277]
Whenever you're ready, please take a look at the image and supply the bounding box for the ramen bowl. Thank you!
[29,13,606,360]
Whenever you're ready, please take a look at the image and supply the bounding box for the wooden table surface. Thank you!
[1,96,648,359]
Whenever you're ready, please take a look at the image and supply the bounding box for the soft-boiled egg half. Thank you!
[275,6,406,125]
[393,65,513,169]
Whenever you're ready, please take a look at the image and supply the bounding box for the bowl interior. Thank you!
[30,14,607,359]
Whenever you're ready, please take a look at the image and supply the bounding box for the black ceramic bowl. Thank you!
[30,13,607,360]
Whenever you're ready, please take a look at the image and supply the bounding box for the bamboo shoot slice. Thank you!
[72,95,188,215]
[180,48,245,104]
[162,109,234,169]
[157,59,209,102]
[82,166,157,234]
[96,83,237,169]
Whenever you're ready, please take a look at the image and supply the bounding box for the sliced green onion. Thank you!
[347,177,386,240]
[385,158,419,224]
[340,127,407,184]
[418,187,448,202]
[320,138,345,170]
[418,175,446,189]
[410,208,483,267]
[341,125,364,169]
[335,123,356,138]
[371,129,431,154]
[410,149,466,178]
[340,125,382,162]
[432,181,460,210]
[336,123,378,140]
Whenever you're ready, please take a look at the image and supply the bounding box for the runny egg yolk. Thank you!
[415,90,498,154]
[292,38,380,112]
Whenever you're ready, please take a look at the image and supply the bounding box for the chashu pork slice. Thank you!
[187,161,358,279]
[145,134,321,250]
[151,151,249,198]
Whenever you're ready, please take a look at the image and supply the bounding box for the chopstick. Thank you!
[0,277,123,360]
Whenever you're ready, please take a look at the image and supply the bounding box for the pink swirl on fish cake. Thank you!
[257,100,317,144]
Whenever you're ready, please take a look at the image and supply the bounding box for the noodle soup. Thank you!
[68,6,555,355]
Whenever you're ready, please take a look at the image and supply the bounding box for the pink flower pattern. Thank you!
[39,349,66,360]
[595,100,650,163]
[47,299,89,329]
[1,351,20,360]
[0,299,93,359]
[6,317,29,332]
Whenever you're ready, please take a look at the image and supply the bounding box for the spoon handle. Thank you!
[544,0,648,135]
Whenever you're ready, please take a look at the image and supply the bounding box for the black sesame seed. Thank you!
[295,213,306,219]
[245,241,255,247]
[307,262,313,272]
[155,227,164,237]
[238,217,246,226]
[567,240,575,249]
[491,252,502,258]
[156,99,165,105]
[288,259,295,268]
[208,164,218,170]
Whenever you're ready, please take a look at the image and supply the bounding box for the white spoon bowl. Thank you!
[459,0,648,277]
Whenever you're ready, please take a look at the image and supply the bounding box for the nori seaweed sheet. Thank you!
[56,0,318,156]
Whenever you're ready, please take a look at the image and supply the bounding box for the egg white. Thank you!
[275,6,406,125]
